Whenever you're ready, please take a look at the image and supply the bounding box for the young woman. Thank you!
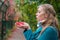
[16,4,59,40]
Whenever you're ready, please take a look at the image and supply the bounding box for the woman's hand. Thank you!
[15,22,30,30]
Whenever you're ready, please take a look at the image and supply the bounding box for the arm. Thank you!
[23,27,42,40]
[23,29,33,40]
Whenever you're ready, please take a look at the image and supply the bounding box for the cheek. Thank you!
[39,15,45,21]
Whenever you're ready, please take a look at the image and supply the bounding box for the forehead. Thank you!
[37,6,45,11]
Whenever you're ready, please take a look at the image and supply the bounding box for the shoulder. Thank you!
[44,26,58,35]
[41,26,58,38]
[46,26,57,32]
[37,26,58,40]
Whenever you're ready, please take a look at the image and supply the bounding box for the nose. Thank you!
[36,13,37,16]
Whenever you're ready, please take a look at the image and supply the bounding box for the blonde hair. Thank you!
[38,4,59,28]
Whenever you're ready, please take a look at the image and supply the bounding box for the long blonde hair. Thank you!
[38,4,59,28]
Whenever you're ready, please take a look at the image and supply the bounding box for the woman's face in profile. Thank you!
[36,7,48,22]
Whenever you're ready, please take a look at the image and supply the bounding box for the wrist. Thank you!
[27,27,31,30]
[24,29,27,32]
[24,26,31,32]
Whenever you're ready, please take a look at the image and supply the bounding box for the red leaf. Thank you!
[16,22,24,27]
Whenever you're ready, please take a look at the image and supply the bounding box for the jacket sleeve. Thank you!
[23,27,42,40]
[23,29,33,40]
[37,27,58,40]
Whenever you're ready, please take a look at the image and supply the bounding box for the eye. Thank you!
[37,11,41,13]
[38,11,41,13]
[37,10,41,13]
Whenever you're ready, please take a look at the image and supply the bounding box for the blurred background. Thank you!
[0,0,60,40]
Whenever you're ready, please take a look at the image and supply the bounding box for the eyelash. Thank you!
[39,12,40,13]
[37,11,40,13]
